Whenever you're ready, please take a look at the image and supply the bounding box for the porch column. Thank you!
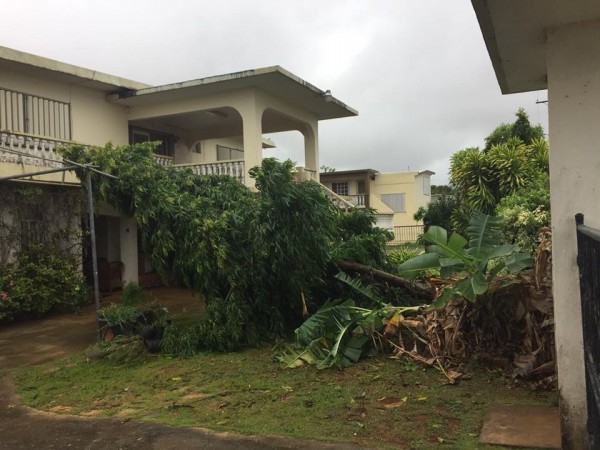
[302,122,319,182]
[239,102,264,189]
[547,20,600,449]
[119,217,138,285]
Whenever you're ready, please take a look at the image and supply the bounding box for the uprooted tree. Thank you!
[61,143,401,350]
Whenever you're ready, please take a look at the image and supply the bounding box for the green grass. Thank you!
[13,348,555,449]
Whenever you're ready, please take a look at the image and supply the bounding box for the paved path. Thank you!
[0,288,363,449]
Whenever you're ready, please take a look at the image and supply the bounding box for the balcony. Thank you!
[0,131,67,168]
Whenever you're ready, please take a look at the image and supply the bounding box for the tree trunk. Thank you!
[336,259,435,301]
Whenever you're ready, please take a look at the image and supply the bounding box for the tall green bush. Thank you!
[0,245,86,324]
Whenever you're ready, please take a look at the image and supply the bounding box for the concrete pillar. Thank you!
[119,217,138,285]
[302,122,319,182]
[239,99,264,189]
[547,19,600,449]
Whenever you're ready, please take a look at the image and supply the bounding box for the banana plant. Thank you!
[277,273,423,369]
[397,212,532,308]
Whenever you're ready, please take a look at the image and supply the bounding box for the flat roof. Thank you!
[471,0,600,94]
[111,66,358,121]
[0,46,148,92]
[0,47,357,120]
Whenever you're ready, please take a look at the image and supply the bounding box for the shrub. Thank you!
[0,245,86,324]
[120,282,145,307]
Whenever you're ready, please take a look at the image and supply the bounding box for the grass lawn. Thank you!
[14,345,555,449]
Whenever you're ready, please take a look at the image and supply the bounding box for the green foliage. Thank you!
[413,193,457,232]
[332,207,392,269]
[98,303,140,328]
[61,144,387,351]
[496,171,550,252]
[484,108,544,150]
[449,109,548,234]
[0,245,86,324]
[397,213,532,307]
[160,322,203,356]
[277,273,422,369]
[120,282,145,307]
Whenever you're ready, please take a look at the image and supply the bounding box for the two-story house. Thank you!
[0,46,357,287]
[320,168,434,242]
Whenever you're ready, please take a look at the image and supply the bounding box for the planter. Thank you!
[144,338,162,353]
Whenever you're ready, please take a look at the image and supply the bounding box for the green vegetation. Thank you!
[61,144,391,352]
[0,244,86,324]
[14,348,555,449]
[398,213,531,307]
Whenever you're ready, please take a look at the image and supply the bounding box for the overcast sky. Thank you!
[1,0,547,185]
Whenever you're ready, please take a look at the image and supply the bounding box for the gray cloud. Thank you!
[1,0,548,184]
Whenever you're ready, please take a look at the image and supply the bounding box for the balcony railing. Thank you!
[0,131,66,168]
[172,160,245,184]
[0,88,71,141]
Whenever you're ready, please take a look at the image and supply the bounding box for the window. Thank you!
[217,145,244,161]
[331,181,349,196]
[129,127,174,157]
[423,177,431,196]
[357,180,366,195]
[381,193,406,212]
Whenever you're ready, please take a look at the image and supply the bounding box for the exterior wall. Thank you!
[547,19,600,449]
[0,66,129,147]
[0,63,129,183]
[370,172,425,227]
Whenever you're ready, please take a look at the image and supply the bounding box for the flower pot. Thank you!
[144,338,162,353]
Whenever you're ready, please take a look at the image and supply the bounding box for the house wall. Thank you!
[547,19,600,449]
[0,64,129,183]
[370,172,426,227]
[0,66,129,146]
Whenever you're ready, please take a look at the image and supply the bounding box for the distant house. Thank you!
[0,46,356,287]
[320,169,434,241]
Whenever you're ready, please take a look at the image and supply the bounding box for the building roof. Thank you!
[0,46,148,92]
[111,66,357,121]
[320,169,379,177]
[0,47,357,120]
[471,0,600,94]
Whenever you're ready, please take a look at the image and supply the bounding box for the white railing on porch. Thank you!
[173,160,245,184]
[0,131,66,168]
[152,154,174,166]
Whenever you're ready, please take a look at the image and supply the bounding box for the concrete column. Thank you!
[119,217,138,285]
[302,122,319,182]
[547,19,600,449]
[239,99,264,189]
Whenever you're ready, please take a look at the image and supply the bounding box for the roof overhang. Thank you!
[320,169,379,177]
[471,0,600,94]
[111,66,358,121]
[0,46,148,92]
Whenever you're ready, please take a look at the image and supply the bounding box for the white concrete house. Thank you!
[471,1,600,448]
[0,46,356,288]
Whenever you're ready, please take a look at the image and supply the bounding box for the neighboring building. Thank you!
[320,168,434,234]
[471,1,600,447]
[0,46,356,286]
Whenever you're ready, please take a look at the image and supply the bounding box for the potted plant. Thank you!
[98,303,140,339]
[140,302,170,353]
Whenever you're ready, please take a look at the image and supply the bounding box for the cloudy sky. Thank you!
[1,0,547,184]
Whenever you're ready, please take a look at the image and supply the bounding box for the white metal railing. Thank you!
[174,160,245,183]
[0,88,71,141]
[0,131,66,168]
